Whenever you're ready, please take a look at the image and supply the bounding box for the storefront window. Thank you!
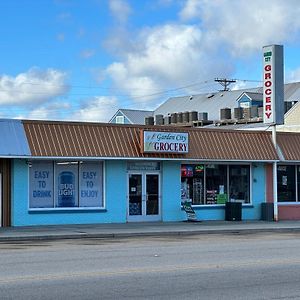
[277,165,296,202]
[181,165,204,204]
[229,165,250,203]
[29,161,104,209]
[206,165,227,204]
[181,164,250,205]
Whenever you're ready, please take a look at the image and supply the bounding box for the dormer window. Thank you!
[116,116,125,124]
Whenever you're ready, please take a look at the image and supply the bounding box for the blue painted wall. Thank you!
[161,161,184,221]
[11,159,127,226]
[242,163,266,220]
[11,159,266,226]
[161,163,266,222]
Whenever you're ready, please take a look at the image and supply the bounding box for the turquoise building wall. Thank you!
[11,159,266,226]
[11,159,127,226]
[161,161,184,221]
[161,162,266,222]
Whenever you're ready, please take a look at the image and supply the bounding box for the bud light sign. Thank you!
[55,164,78,207]
[58,171,76,207]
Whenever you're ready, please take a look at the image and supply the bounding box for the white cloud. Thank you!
[0,68,69,105]
[179,0,201,20]
[14,98,118,122]
[102,0,300,109]
[109,0,132,24]
[180,0,300,56]
[16,102,71,121]
[26,107,59,120]
[72,96,119,122]
[105,24,233,104]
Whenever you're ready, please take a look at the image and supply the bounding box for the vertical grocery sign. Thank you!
[263,45,284,125]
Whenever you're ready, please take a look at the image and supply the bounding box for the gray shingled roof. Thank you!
[154,82,300,121]
[118,109,153,124]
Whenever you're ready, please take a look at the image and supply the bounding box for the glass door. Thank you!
[128,174,143,217]
[127,172,161,222]
[146,174,159,216]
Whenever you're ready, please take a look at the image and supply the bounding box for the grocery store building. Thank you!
[1,118,300,227]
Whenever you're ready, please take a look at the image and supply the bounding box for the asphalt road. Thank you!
[1,232,300,300]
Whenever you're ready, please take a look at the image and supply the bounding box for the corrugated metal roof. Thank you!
[277,132,300,161]
[284,82,300,102]
[154,88,262,121]
[154,82,300,121]
[0,119,31,156]
[22,120,278,161]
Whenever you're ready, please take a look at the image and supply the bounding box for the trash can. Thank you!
[261,203,274,221]
[225,202,242,221]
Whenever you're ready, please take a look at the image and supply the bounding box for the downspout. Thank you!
[272,125,278,221]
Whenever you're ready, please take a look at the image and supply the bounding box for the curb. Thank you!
[1,227,300,242]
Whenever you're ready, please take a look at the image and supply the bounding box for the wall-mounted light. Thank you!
[26,161,32,168]
[56,161,79,165]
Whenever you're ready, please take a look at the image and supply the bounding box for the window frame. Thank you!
[277,164,300,204]
[181,163,252,207]
[115,115,125,124]
[28,160,105,211]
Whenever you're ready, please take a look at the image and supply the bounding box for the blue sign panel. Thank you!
[55,163,78,207]
[29,161,54,208]
[79,162,103,207]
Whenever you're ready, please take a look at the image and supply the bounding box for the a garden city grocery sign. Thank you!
[141,131,189,153]
[263,45,284,125]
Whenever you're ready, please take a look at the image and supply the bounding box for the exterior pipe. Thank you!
[272,125,278,221]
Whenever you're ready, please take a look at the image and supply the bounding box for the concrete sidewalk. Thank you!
[1,220,300,242]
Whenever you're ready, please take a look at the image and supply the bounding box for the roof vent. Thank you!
[189,95,193,100]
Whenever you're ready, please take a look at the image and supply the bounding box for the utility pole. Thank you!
[214,78,236,91]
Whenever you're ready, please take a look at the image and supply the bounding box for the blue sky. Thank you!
[1,0,300,122]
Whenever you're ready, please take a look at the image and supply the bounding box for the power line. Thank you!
[0,77,264,117]
[0,79,217,99]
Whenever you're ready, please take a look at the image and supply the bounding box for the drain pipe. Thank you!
[272,125,278,221]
